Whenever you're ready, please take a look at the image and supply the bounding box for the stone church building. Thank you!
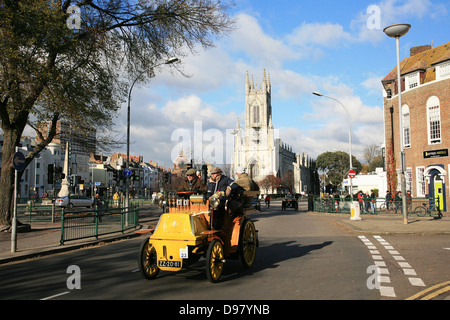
[232,70,314,194]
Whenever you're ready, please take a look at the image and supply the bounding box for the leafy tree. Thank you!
[316,151,362,189]
[0,0,235,229]
[258,174,281,194]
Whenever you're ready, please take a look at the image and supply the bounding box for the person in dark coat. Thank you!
[206,167,239,229]
[178,168,207,194]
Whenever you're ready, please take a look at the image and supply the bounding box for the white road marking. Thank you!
[380,286,396,297]
[360,235,428,297]
[409,278,425,287]
[41,291,70,300]
[374,236,425,288]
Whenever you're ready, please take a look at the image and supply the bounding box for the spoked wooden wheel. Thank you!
[206,239,224,283]
[138,238,160,280]
[239,219,257,268]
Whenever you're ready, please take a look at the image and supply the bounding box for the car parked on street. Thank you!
[55,195,93,208]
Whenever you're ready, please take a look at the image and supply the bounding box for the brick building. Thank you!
[382,42,450,213]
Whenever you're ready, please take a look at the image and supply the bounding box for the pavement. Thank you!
[317,211,450,235]
[0,203,163,265]
[1,203,449,299]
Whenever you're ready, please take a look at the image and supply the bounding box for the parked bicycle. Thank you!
[414,201,442,218]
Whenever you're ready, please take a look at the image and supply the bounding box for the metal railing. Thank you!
[60,204,140,245]
[314,196,442,216]
[17,203,63,223]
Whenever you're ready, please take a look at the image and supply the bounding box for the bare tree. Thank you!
[0,0,235,229]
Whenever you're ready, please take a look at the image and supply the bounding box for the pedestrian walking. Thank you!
[265,195,271,208]
[370,189,375,213]
[364,191,370,213]
[394,191,402,214]
[94,193,104,222]
[357,191,364,213]
[385,190,392,211]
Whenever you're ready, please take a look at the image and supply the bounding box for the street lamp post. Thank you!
[312,92,354,197]
[383,23,411,225]
[125,57,179,209]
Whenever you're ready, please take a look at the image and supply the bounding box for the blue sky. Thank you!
[117,0,450,168]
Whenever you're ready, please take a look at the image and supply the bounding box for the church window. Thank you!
[249,162,259,179]
[252,105,260,125]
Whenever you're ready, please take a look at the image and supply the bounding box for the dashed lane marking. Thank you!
[373,235,425,287]
[359,235,427,298]
[359,235,396,297]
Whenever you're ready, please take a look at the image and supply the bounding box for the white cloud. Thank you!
[118,6,392,166]
[361,74,384,95]
[287,22,353,48]
[229,13,296,65]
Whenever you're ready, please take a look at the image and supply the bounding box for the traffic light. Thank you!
[76,176,84,184]
[163,172,171,184]
[55,166,65,180]
[47,164,54,184]
[130,170,140,181]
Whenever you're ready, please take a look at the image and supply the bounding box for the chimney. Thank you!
[410,45,431,57]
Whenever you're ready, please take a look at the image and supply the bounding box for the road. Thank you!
[1,201,449,303]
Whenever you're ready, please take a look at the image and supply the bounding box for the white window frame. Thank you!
[402,104,411,148]
[426,96,441,145]
[416,166,426,197]
[405,72,419,91]
[436,61,450,81]
[406,167,412,194]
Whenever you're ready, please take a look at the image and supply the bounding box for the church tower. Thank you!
[245,69,272,130]
[233,70,276,180]
[233,70,313,195]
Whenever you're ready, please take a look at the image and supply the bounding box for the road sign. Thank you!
[348,170,356,179]
[13,152,26,171]
[123,168,131,177]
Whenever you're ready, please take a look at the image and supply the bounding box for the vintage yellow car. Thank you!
[138,191,259,283]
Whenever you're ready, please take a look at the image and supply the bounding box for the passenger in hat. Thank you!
[235,167,259,192]
[206,167,239,229]
[178,168,207,194]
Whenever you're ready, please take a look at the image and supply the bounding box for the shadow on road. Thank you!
[218,240,333,282]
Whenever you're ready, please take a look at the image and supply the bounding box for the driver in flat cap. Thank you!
[179,168,207,194]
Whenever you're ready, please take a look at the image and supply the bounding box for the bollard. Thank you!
[350,201,361,220]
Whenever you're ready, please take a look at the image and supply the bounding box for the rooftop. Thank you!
[382,41,450,83]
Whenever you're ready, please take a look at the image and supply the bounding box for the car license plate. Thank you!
[158,260,181,268]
